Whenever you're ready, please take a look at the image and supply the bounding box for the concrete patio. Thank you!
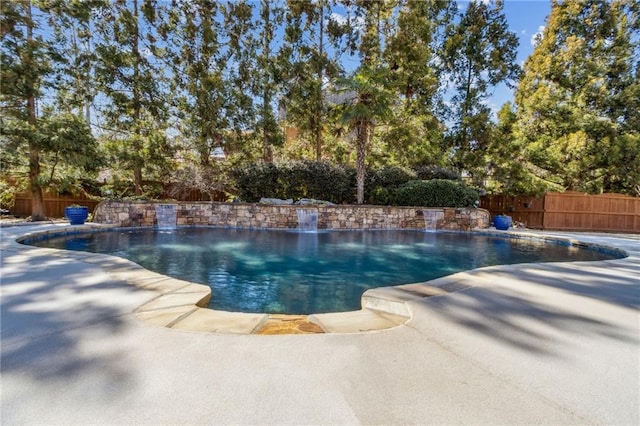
[1,223,638,425]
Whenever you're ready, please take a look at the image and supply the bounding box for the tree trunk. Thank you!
[133,168,143,196]
[261,0,273,163]
[26,1,46,221]
[355,121,368,204]
[28,146,46,221]
[132,0,143,196]
[315,0,325,162]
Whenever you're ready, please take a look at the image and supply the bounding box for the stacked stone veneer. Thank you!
[93,200,490,230]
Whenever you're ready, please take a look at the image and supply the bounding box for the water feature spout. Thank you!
[155,204,178,229]
[296,208,318,232]
[423,209,444,232]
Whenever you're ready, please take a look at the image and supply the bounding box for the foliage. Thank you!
[0,1,101,219]
[94,0,173,195]
[2,0,637,204]
[392,179,479,208]
[231,162,280,202]
[442,0,520,181]
[413,165,461,181]
[0,178,17,209]
[278,0,346,161]
[169,162,233,202]
[281,160,354,203]
[232,160,355,203]
[514,0,640,195]
[366,165,415,204]
[380,0,454,168]
[337,66,394,204]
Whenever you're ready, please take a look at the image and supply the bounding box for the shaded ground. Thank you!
[1,224,638,425]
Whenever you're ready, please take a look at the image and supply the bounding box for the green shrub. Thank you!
[367,166,416,204]
[231,162,280,202]
[231,161,355,203]
[0,179,17,209]
[392,179,478,207]
[413,165,461,181]
[368,166,416,189]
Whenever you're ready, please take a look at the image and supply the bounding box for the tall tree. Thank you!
[514,0,640,194]
[338,0,394,204]
[162,0,229,166]
[41,0,105,123]
[1,1,99,219]
[381,0,455,167]
[442,0,520,183]
[1,0,47,219]
[254,0,285,161]
[280,0,347,161]
[94,0,172,196]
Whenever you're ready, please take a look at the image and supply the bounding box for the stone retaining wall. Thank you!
[92,200,490,231]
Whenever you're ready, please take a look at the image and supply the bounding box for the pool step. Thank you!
[308,309,408,333]
[361,281,472,318]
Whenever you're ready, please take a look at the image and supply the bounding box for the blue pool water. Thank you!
[30,228,619,314]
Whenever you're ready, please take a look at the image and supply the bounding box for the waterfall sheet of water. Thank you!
[155,204,178,229]
[423,210,444,232]
[296,209,318,232]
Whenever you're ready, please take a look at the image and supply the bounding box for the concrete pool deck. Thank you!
[1,223,639,424]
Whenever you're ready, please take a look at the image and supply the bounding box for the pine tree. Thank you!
[442,0,520,183]
[1,0,98,220]
[381,0,456,167]
[1,1,47,219]
[94,0,172,196]
[280,0,348,161]
[514,0,639,194]
[255,0,285,162]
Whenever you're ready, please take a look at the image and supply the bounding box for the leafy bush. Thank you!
[392,179,478,207]
[285,161,354,203]
[232,161,355,203]
[231,162,476,206]
[231,162,280,202]
[413,165,461,181]
[368,166,416,189]
[366,166,416,204]
[0,178,17,209]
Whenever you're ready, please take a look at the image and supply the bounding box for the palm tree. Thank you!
[337,67,392,204]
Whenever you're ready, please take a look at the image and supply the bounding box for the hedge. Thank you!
[392,179,478,207]
[232,161,355,203]
[232,161,476,207]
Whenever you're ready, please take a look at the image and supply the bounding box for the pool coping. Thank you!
[10,223,633,335]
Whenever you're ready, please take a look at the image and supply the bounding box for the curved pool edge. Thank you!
[10,224,636,335]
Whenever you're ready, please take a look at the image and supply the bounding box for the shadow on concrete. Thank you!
[409,260,640,356]
[0,248,146,387]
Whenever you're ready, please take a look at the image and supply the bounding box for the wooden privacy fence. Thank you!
[480,192,640,233]
[8,184,217,218]
[10,191,101,218]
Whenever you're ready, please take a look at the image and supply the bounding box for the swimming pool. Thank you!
[28,227,621,315]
